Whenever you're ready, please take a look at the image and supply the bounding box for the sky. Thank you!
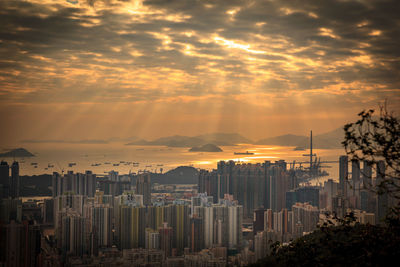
[0,0,399,145]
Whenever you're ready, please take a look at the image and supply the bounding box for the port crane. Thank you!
[290,130,338,183]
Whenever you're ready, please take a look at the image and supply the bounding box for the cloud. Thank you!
[0,0,399,142]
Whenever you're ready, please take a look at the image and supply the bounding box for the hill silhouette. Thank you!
[189,144,223,152]
[0,148,35,157]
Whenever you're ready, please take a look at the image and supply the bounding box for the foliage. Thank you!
[250,221,400,267]
[342,105,400,202]
[250,107,400,266]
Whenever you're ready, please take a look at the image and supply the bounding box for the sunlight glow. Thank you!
[213,36,266,54]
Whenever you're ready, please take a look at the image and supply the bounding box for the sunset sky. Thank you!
[0,0,399,145]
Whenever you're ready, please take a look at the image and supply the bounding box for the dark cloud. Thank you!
[0,0,398,107]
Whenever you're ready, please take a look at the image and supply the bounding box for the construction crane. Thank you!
[303,130,316,178]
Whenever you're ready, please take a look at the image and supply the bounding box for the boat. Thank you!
[234,151,254,155]
[113,163,119,166]
[31,162,38,165]
[293,146,305,151]
[68,163,76,167]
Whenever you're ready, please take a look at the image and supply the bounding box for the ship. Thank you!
[234,151,254,155]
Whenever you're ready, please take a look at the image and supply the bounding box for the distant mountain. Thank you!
[194,133,252,145]
[126,135,205,147]
[189,144,223,152]
[0,148,35,157]
[314,127,345,148]
[22,139,109,144]
[256,134,308,147]
[126,133,250,147]
[256,127,345,149]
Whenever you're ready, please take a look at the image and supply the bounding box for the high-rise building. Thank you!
[136,173,151,206]
[90,204,113,250]
[376,160,388,224]
[52,171,96,197]
[198,170,219,203]
[285,186,320,210]
[118,204,146,249]
[264,209,273,231]
[292,202,319,234]
[352,160,360,182]
[10,161,19,199]
[0,161,10,199]
[191,193,213,212]
[362,160,373,187]
[253,208,265,234]
[59,211,87,257]
[339,156,348,199]
[213,205,229,246]
[159,222,173,259]
[206,160,292,218]
[0,220,41,267]
[199,205,214,248]
[0,198,22,223]
[43,198,54,224]
[145,228,160,249]
[190,216,203,253]
[228,204,243,250]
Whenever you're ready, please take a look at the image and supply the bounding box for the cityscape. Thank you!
[0,143,396,266]
[1,0,400,266]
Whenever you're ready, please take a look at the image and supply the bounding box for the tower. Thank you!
[0,161,10,198]
[136,173,151,206]
[339,156,348,198]
[159,222,173,259]
[10,161,19,199]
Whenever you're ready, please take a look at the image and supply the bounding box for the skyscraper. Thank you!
[376,160,388,224]
[118,204,146,249]
[285,187,320,210]
[352,160,360,182]
[228,204,243,250]
[10,161,19,199]
[339,156,348,198]
[145,228,160,249]
[190,215,203,253]
[362,160,373,187]
[136,173,151,206]
[0,161,9,199]
[159,222,173,259]
[253,208,265,234]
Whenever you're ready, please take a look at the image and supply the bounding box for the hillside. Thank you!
[126,132,250,147]
[132,166,199,184]
[189,144,223,152]
[256,128,344,149]
[0,148,35,157]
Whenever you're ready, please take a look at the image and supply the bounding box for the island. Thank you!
[189,144,223,152]
[0,148,35,157]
